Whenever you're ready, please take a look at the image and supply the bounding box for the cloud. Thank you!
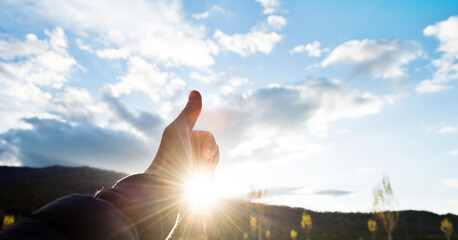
[0,33,48,60]
[189,71,249,95]
[416,16,458,93]
[0,140,21,166]
[322,39,422,81]
[9,0,216,68]
[51,87,104,123]
[96,29,216,68]
[444,179,458,188]
[199,78,386,164]
[266,187,303,196]
[416,80,450,93]
[0,27,81,132]
[102,56,188,121]
[0,27,77,89]
[450,149,458,156]
[267,15,287,30]
[9,0,186,38]
[0,118,155,173]
[192,5,225,20]
[424,16,458,57]
[255,0,280,14]
[214,30,282,57]
[439,126,456,134]
[103,93,164,137]
[314,189,353,197]
[290,41,329,57]
[213,7,286,56]
[103,57,183,102]
[75,39,93,53]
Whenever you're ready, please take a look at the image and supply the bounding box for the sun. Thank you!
[184,174,218,212]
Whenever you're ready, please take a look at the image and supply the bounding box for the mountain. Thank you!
[0,166,456,240]
[0,165,126,215]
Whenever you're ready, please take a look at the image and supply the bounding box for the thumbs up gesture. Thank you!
[145,91,219,186]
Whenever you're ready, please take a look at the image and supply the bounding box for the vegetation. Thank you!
[440,218,453,240]
[301,211,313,240]
[0,166,457,239]
[368,218,378,240]
[2,215,14,230]
[290,229,298,240]
[373,175,400,240]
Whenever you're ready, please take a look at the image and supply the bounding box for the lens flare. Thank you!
[184,175,218,212]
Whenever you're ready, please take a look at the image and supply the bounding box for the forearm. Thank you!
[96,173,181,240]
[0,174,181,240]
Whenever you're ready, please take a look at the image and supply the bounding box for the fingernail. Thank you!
[188,90,200,101]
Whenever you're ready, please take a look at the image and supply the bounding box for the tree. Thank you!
[290,229,298,240]
[301,211,313,240]
[367,219,377,240]
[440,218,453,240]
[372,175,399,240]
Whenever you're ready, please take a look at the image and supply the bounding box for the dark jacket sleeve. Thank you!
[0,174,179,240]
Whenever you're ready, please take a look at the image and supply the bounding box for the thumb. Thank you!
[173,90,202,131]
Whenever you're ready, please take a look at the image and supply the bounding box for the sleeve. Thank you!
[0,174,180,240]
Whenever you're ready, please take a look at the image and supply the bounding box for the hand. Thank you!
[145,90,219,186]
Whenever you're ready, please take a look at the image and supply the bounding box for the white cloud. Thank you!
[189,71,249,95]
[96,29,216,68]
[214,30,282,57]
[415,80,450,93]
[0,28,79,130]
[303,81,385,137]
[450,149,458,155]
[12,0,185,38]
[210,0,285,57]
[199,79,387,164]
[444,179,458,187]
[104,57,171,101]
[192,11,209,20]
[322,39,422,81]
[416,16,458,93]
[439,126,456,134]
[96,48,130,59]
[192,5,225,20]
[0,27,77,89]
[103,56,188,119]
[51,87,105,122]
[256,0,280,14]
[290,41,329,57]
[75,39,93,53]
[267,15,287,30]
[0,33,48,60]
[10,0,216,68]
[424,16,458,57]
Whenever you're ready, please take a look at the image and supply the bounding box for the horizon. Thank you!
[1,164,456,216]
[0,0,458,216]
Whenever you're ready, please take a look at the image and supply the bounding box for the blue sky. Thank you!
[0,0,457,214]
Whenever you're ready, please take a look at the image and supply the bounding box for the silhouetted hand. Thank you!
[145,90,219,186]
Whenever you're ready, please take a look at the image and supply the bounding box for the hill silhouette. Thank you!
[0,166,456,240]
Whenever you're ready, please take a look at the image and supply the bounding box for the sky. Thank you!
[0,0,457,214]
